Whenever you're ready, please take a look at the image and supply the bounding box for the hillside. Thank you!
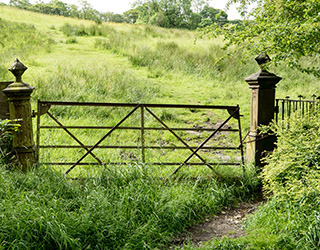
[1,5,318,118]
[1,5,320,250]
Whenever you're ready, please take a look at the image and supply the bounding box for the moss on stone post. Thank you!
[245,53,282,167]
[3,59,35,170]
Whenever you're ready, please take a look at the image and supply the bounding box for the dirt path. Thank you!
[173,200,264,247]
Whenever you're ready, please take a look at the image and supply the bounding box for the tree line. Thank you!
[6,0,240,29]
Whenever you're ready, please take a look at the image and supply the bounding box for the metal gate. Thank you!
[36,100,245,175]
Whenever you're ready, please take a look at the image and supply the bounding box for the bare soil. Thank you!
[172,200,264,247]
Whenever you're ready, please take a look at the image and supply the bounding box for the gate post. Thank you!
[245,53,282,167]
[3,59,35,170]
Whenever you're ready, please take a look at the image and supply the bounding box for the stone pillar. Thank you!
[245,53,282,167]
[3,59,35,170]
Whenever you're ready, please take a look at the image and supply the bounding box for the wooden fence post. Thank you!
[245,53,282,167]
[3,59,35,170]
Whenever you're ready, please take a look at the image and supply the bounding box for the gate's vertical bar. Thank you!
[236,107,245,171]
[281,100,285,121]
[288,99,291,118]
[36,100,40,165]
[140,105,145,163]
[275,99,279,123]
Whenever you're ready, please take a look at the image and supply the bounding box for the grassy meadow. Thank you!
[0,5,320,249]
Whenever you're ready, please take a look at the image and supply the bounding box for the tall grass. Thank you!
[0,18,53,79]
[0,165,259,249]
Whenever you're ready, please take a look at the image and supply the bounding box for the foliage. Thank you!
[8,0,101,23]
[261,112,320,203]
[202,0,320,77]
[199,5,228,27]
[0,119,19,164]
[132,0,228,29]
[6,0,230,29]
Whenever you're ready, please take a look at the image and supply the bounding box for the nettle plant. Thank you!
[261,112,320,205]
[0,119,20,164]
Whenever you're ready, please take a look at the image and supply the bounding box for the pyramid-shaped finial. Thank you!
[255,52,271,70]
[8,58,28,82]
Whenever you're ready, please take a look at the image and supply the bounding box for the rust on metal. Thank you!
[65,104,141,175]
[174,106,241,174]
[38,100,238,110]
[39,145,239,150]
[44,162,242,166]
[39,103,51,116]
[145,107,215,172]
[36,100,244,175]
[46,111,103,165]
[39,125,239,132]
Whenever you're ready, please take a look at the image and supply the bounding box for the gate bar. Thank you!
[39,125,239,132]
[38,101,238,110]
[174,106,240,174]
[47,111,103,165]
[145,107,215,172]
[65,104,140,175]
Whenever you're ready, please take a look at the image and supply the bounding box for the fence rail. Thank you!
[36,100,245,175]
[275,95,320,123]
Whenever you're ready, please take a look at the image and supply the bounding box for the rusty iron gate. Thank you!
[275,95,320,123]
[36,100,245,175]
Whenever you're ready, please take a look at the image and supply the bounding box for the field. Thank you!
[0,5,320,249]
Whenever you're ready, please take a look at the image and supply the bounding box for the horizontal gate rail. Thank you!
[39,145,239,150]
[38,101,238,110]
[36,100,244,175]
[39,126,239,132]
[42,162,242,166]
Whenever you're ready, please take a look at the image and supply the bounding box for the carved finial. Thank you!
[255,52,271,70]
[8,58,27,83]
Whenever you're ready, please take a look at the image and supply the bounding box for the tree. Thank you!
[101,12,125,23]
[9,0,31,9]
[79,0,101,22]
[205,0,320,77]
[192,0,208,13]
[200,5,228,26]
[160,0,193,28]
[123,8,140,23]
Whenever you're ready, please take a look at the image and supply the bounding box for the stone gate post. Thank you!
[3,59,35,170]
[245,53,282,167]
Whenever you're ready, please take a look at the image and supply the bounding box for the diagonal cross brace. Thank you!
[65,105,141,175]
[47,111,103,165]
[145,107,215,172]
[173,106,240,174]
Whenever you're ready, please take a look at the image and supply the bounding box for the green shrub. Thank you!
[0,119,20,165]
[261,112,320,204]
[65,37,77,44]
